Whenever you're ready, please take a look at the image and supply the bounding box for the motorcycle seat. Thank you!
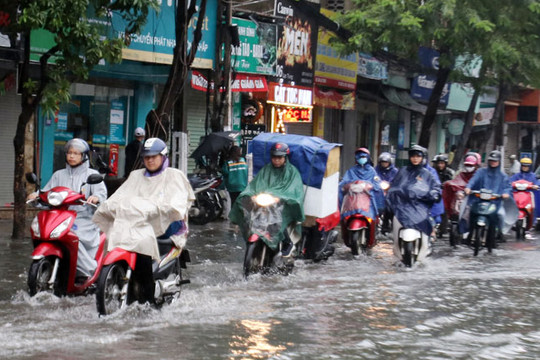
[157,237,175,256]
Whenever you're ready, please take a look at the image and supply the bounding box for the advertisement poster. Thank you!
[109,100,125,144]
[231,18,277,75]
[273,0,319,87]
[108,143,119,176]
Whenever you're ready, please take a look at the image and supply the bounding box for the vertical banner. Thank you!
[108,143,119,176]
[109,100,125,144]
[273,0,319,87]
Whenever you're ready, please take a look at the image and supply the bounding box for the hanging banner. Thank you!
[313,86,355,110]
[358,53,388,80]
[231,18,277,75]
[191,71,268,92]
[272,0,319,87]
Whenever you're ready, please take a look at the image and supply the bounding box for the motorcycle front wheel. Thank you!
[28,256,61,296]
[96,263,128,316]
[350,230,367,256]
[473,226,484,256]
[402,241,414,267]
[243,241,269,278]
[515,219,524,241]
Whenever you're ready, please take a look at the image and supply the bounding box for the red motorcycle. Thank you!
[95,229,191,316]
[341,180,378,255]
[512,179,536,240]
[26,173,106,296]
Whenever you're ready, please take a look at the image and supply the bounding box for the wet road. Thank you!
[0,219,539,359]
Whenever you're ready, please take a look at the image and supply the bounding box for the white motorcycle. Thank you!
[392,217,431,267]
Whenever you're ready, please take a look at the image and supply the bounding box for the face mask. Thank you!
[464,166,475,173]
[357,157,368,165]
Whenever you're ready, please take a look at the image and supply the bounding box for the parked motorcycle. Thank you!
[297,212,339,262]
[469,189,502,256]
[188,173,225,225]
[95,233,191,316]
[25,173,106,296]
[392,217,431,267]
[242,193,293,277]
[341,180,379,255]
[512,180,536,240]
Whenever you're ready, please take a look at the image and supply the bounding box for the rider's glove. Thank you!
[429,190,441,202]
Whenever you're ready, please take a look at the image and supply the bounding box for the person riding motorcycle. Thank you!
[375,152,397,234]
[229,142,305,258]
[27,138,107,281]
[339,148,384,244]
[509,157,540,187]
[386,145,442,246]
[433,154,455,183]
[93,138,195,304]
[463,150,513,242]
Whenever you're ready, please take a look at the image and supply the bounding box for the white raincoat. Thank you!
[93,168,195,260]
[41,161,107,276]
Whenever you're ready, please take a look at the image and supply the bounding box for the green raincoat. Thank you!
[229,161,305,249]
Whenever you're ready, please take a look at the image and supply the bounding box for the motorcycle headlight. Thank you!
[380,181,390,191]
[515,183,528,191]
[254,193,279,207]
[31,216,40,238]
[50,217,73,239]
[47,191,69,206]
[480,192,492,201]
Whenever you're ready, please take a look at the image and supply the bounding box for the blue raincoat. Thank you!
[425,164,445,221]
[509,169,540,185]
[339,162,384,220]
[386,165,441,235]
[375,164,398,183]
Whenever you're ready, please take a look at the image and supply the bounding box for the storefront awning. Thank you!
[382,87,450,115]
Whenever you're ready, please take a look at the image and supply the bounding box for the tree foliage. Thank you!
[337,0,540,151]
[5,0,158,239]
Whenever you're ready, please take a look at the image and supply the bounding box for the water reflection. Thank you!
[229,319,287,359]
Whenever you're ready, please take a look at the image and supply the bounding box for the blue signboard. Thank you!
[111,0,217,69]
[411,75,450,104]
[109,100,125,144]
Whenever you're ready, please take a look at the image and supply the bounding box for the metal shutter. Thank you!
[285,122,313,136]
[185,87,208,173]
[0,91,21,206]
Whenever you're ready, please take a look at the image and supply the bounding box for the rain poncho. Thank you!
[509,169,540,184]
[41,161,107,276]
[93,167,195,260]
[442,170,476,217]
[462,164,516,234]
[425,164,445,220]
[375,164,398,183]
[386,165,441,235]
[229,161,305,249]
[339,163,384,220]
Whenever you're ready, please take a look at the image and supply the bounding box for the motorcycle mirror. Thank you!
[86,173,104,185]
[25,172,38,185]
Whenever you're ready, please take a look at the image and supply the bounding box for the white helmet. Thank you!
[134,127,145,137]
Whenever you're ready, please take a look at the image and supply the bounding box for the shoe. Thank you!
[281,242,295,258]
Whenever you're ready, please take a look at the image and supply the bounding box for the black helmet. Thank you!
[435,154,448,163]
[378,152,392,163]
[142,138,168,157]
[64,138,90,162]
[270,142,290,157]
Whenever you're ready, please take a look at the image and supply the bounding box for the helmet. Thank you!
[64,138,90,162]
[487,150,502,161]
[355,147,370,157]
[408,145,427,158]
[134,127,145,137]
[270,142,290,157]
[435,154,448,163]
[378,152,392,163]
[520,157,533,166]
[142,138,168,157]
[464,155,479,166]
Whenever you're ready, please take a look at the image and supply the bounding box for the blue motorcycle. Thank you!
[469,189,502,256]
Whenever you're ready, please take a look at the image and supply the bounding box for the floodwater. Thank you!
[0,219,539,359]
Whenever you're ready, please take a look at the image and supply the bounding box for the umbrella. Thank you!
[190,131,240,160]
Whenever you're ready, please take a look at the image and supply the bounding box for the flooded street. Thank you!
[1,218,539,359]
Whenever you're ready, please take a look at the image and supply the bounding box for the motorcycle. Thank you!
[242,193,293,277]
[341,180,379,255]
[392,217,431,268]
[469,189,502,256]
[95,230,191,316]
[188,173,225,225]
[297,212,339,262]
[512,180,536,240]
[378,180,392,234]
[25,173,106,296]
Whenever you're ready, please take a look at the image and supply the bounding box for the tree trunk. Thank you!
[418,66,451,147]
[449,87,481,170]
[145,0,208,141]
[491,82,511,147]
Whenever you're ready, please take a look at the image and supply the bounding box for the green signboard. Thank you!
[231,18,276,75]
